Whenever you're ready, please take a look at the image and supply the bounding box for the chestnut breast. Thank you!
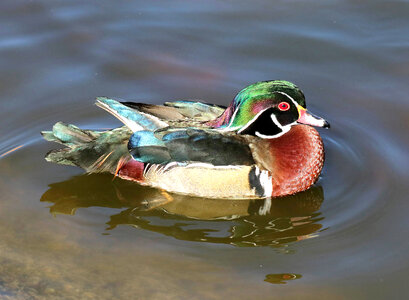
[250,125,324,196]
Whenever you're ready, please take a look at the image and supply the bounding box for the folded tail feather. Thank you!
[42,98,226,172]
[121,100,226,122]
[42,122,99,146]
[42,122,132,173]
[120,102,187,121]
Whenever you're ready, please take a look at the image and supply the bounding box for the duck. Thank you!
[42,80,329,199]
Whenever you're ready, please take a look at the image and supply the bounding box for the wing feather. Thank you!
[128,128,255,166]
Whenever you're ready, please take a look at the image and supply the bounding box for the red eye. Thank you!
[278,102,290,111]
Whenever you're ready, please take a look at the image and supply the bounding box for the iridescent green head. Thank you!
[222,80,329,138]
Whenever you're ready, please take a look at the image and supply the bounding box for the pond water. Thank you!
[1,0,408,299]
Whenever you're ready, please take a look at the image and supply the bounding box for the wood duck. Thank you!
[42,80,329,199]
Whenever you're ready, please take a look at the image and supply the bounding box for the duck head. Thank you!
[212,80,329,138]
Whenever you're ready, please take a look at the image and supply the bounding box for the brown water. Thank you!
[1,0,409,299]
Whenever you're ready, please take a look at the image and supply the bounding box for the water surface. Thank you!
[1,0,409,299]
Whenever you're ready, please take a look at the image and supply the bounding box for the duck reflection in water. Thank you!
[41,174,325,248]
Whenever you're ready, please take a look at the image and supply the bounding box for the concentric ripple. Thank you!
[1,114,400,252]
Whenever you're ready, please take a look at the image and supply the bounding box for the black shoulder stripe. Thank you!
[248,166,265,197]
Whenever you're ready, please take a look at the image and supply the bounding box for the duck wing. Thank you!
[128,127,255,166]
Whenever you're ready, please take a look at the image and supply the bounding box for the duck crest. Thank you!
[207,80,306,131]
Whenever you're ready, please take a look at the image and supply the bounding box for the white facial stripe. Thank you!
[226,105,241,128]
[275,91,299,107]
[239,106,297,139]
[237,107,271,134]
[255,128,289,139]
[253,113,296,139]
[270,113,283,129]
[253,113,292,139]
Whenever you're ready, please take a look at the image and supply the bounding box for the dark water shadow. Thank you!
[41,174,325,247]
